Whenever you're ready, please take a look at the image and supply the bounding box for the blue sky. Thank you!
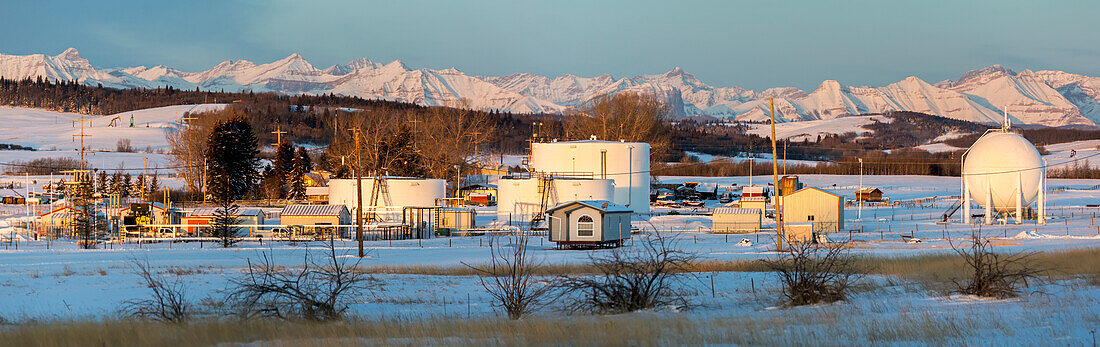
[3,0,1099,91]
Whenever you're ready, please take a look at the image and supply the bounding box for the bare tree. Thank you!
[122,258,191,323]
[465,235,554,319]
[951,234,1044,298]
[166,109,235,196]
[228,240,377,321]
[565,93,672,160]
[557,232,696,314]
[761,241,862,306]
[116,138,134,152]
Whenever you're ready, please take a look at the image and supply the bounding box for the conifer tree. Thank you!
[148,173,161,202]
[287,147,311,200]
[205,116,259,247]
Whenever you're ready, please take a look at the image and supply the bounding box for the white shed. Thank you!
[712,207,761,233]
[546,200,632,248]
[783,187,844,233]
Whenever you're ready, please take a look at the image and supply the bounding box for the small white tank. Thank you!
[962,132,1044,212]
[530,140,649,214]
[496,178,614,222]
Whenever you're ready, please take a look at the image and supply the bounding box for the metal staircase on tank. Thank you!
[942,198,964,222]
[529,173,555,229]
[367,176,388,223]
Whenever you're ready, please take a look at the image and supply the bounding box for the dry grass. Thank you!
[0,308,1036,347]
[360,247,1100,285]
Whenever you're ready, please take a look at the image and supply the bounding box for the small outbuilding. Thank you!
[38,206,81,232]
[855,187,884,202]
[712,207,761,233]
[547,200,632,248]
[437,207,476,236]
[182,207,267,235]
[280,204,350,227]
[783,187,844,233]
[305,186,329,204]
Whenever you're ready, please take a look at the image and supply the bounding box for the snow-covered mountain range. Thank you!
[3,48,1100,127]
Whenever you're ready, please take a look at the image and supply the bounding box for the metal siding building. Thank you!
[712,207,761,233]
[279,204,351,226]
[783,187,844,232]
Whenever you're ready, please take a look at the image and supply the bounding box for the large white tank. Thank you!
[530,140,649,214]
[328,177,446,221]
[496,178,614,222]
[962,132,1045,212]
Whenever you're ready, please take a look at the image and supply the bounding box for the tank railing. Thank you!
[505,171,596,180]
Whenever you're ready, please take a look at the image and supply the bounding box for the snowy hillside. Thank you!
[4,49,1100,126]
[0,104,224,151]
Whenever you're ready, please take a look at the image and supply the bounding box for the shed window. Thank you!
[807,215,815,221]
[577,215,594,236]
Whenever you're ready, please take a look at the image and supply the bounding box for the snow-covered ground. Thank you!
[745,115,886,141]
[0,174,1097,334]
[0,104,224,151]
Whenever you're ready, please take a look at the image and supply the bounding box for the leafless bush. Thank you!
[557,232,696,314]
[227,240,377,321]
[116,138,134,152]
[465,235,554,319]
[122,259,191,323]
[761,241,862,306]
[951,234,1044,298]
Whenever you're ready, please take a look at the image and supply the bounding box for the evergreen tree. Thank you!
[287,147,310,200]
[273,141,295,198]
[296,146,313,173]
[96,171,108,194]
[69,172,98,249]
[205,116,259,247]
[148,173,161,202]
[110,172,123,196]
[121,173,132,198]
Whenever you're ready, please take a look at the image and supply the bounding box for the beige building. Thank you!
[739,196,767,211]
[782,187,844,233]
[547,200,632,248]
[280,204,350,227]
[712,207,761,233]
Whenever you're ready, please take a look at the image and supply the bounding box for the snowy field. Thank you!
[0,104,224,151]
[745,115,886,141]
[0,174,1096,344]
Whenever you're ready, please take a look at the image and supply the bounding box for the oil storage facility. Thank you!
[529,139,650,214]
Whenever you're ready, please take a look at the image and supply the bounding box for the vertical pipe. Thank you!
[1015,172,1023,224]
[627,146,633,209]
[963,173,971,224]
[985,176,994,225]
[1038,162,1046,224]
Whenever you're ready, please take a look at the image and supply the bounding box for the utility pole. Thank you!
[349,127,364,258]
[272,127,287,146]
[858,158,863,221]
[769,99,783,252]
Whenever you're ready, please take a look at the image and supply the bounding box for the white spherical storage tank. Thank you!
[496,178,614,221]
[530,140,649,214]
[328,177,446,221]
[962,132,1045,212]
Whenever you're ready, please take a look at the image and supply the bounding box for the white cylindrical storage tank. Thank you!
[530,140,650,214]
[328,177,446,221]
[496,178,614,222]
[962,132,1044,212]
